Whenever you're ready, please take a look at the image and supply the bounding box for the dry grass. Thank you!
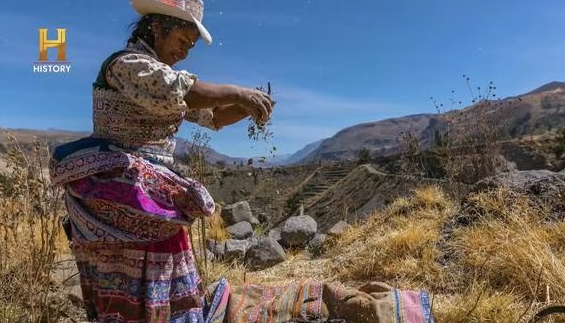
[322,185,565,323]
[0,136,71,323]
[447,188,565,322]
[324,185,453,289]
[202,207,231,242]
[433,286,523,323]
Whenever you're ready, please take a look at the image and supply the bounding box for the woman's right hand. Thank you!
[234,87,274,124]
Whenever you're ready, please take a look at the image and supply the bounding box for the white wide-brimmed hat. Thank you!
[131,0,212,45]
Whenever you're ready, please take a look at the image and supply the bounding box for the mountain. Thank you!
[251,153,293,167]
[522,81,565,96]
[285,139,325,165]
[0,129,249,166]
[174,138,325,167]
[174,138,296,167]
[300,114,442,163]
[0,128,90,153]
[0,128,311,168]
[299,81,565,163]
[173,138,247,166]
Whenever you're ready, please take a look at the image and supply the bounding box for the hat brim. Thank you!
[130,0,212,45]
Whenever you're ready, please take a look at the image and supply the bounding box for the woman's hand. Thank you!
[185,81,273,123]
[234,87,274,124]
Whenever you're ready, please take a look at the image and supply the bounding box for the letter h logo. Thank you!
[38,28,66,61]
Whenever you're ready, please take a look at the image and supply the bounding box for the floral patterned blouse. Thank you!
[92,39,217,165]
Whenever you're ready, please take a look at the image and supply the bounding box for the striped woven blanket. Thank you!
[222,279,434,323]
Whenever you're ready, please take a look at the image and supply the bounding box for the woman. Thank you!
[50,0,271,322]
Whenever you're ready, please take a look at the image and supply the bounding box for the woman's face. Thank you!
[153,23,199,66]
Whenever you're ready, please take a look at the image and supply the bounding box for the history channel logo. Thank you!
[33,28,71,73]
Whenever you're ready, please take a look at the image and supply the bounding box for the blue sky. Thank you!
[2,0,565,157]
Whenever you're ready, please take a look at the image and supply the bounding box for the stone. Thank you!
[221,201,260,226]
[244,237,286,271]
[280,215,317,247]
[207,239,225,258]
[194,247,215,262]
[452,170,565,229]
[226,221,254,240]
[327,221,351,236]
[267,227,282,243]
[223,239,250,262]
[308,233,327,257]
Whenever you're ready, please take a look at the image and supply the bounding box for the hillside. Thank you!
[301,114,440,163]
[0,128,249,167]
[284,139,325,165]
[0,128,89,150]
[300,81,565,163]
[0,128,304,168]
[174,137,247,165]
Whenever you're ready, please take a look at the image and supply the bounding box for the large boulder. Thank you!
[226,221,254,240]
[223,239,250,262]
[244,237,286,271]
[206,238,250,262]
[267,227,282,243]
[473,170,565,195]
[452,170,565,228]
[473,170,565,216]
[280,215,317,247]
[221,201,260,226]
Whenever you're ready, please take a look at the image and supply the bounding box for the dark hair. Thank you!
[128,13,199,48]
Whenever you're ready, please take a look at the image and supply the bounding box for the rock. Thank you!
[207,239,225,258]
[52,254,82,301]
[452,170,565,228]
[280,215,317,247]
[226,221,254,240]
[473,170,565,216]
[473,170,565,194]
[224,239,250,262]
[327,221,351,236]
[207,238,250,262]
[307,233,327,257]
[267,227,282,243]
[194,247,215,262]
[221,201,260,226]
[244,237,286,271]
